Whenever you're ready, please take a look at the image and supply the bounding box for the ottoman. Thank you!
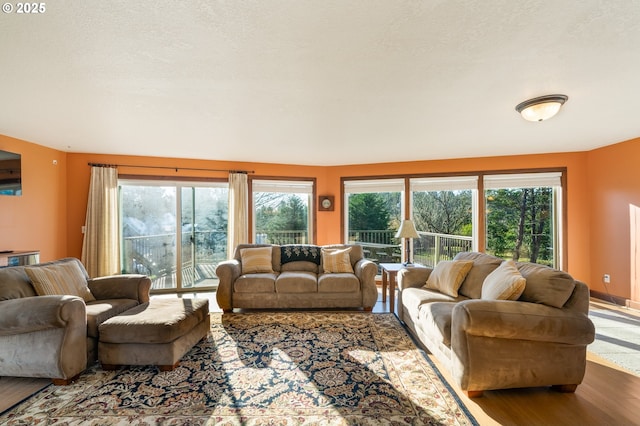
[98,298,210,371]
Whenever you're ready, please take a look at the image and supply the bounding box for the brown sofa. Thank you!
[0,258,151,384]
[397,252,595,397]
[215,244,378,312]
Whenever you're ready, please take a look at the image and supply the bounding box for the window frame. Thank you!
[118,176,229,293]
[341,168,567,269]
[249,176,317,245]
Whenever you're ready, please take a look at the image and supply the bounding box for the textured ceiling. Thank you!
[2,0,640,166]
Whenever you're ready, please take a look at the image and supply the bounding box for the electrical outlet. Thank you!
[603,274,611,284]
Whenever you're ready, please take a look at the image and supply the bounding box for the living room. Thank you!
[2,134,639,310]
[2,1,640,424]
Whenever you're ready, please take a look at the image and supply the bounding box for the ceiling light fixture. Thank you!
[515,94,568,122]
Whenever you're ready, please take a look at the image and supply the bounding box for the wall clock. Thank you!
[318,195,334,211]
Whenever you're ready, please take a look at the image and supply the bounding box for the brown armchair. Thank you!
[0,258,150,384]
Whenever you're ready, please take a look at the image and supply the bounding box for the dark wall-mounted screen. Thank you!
[0,149,22,196]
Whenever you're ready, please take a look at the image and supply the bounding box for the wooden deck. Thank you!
[150,263,219,291]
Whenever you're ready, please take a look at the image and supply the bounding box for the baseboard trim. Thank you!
[590,290,631,307]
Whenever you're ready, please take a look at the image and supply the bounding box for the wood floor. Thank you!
[0,376,49,414]
[2,296,639,424]
[435,351,640,425]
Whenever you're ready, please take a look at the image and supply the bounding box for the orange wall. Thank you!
[0,132,614,298]
[65,153,328,260]
[0,134,67,261]
[587,137,640,304]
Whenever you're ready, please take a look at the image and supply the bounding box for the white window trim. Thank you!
[410,176,478,192]
[344,178,405,194]
[483,172,562,189]
[252,179,313,194]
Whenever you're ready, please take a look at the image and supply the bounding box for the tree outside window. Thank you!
[484,172,561,267]
[252,179,314,244]
[344,179,404,265]
[410,177,477,266]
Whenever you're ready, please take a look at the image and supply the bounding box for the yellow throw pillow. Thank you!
[481,260,526,300]
[424,260,474,297]
[240,246,274,274]
[322,247,354,274]
[25,260,95,302]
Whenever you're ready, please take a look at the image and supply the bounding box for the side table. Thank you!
[379,263,426,314]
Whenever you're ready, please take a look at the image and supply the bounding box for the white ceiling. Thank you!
[2,0,640,166]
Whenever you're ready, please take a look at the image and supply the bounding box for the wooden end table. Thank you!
[380,263,426,314]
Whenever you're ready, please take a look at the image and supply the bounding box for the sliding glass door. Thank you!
[180,186,228,289]
[120,180,228,292]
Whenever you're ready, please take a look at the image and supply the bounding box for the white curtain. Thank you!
[81,166,119,277]
[227,172,249,258]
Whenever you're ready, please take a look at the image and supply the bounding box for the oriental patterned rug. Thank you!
[1,312,477,425]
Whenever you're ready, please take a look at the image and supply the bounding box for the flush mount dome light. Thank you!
[515,94,568,122]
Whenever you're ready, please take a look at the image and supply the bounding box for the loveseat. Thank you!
[397,251,595,397]
[215,244,378,312]
[0,258,151,384]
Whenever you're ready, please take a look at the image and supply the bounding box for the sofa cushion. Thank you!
[240,246,274,274]
[424,260,474,297]
[234,273,277,293]
[281,245,321,265]
[321,247,354,273]
[318,273,360,293]
[401,287,464,322]
[0,267,37,300]
[85,299,141,338]
[25,259,96,303]
[276,271,318,293]
[454,252,503,299]
[419,302,456,347]
[281,260,319,274]
[481,260,526,301]
[516,262,576,308]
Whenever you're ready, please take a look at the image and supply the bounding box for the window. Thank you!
[342,170,564,269]
[344,179,404,264]
[484,172,562,268]
[410,176,478,266]
[119,180,229,292]
[252,179,314,244]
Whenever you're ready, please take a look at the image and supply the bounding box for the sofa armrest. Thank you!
[0,295,86,336]
[0,295,87,381]
[88,274,151,303]
[354,258,377,282]
[453,299,595,345]
[398,267,432,290]
[354,259,378,309]
[215,259,242,311]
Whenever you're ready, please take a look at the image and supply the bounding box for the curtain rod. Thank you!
[88,163,253,174]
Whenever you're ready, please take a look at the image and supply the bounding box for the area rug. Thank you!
[1,312,477,425]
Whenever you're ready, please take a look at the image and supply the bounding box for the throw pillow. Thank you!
[481,260,526,300]
[240,246,274,274]
[281,245,322,265]
[25,260,95,302]
[423,260,474,297]
[322,247,354,274]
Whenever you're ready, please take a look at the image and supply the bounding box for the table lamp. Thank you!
[395,219,419,265]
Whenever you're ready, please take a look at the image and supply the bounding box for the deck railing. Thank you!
[350,229,472,268]
[123,229,472,288]
[255,230,308,245]
[122,231,227,290]
[413,231,473,267]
